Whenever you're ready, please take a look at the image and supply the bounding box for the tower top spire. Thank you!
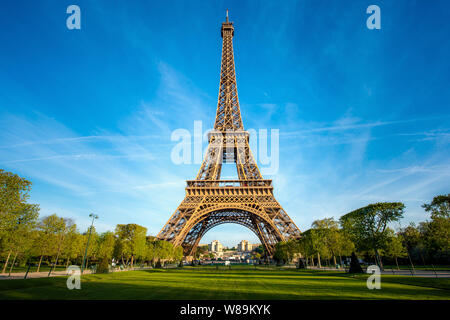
[217,11,241,131]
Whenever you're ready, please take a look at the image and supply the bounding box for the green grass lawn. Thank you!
[0,266,449,300]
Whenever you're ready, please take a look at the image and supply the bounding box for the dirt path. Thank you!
[0,266,155,280]
[0,269,94,280]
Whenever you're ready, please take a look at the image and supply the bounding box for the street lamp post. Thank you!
[81,213,98,274]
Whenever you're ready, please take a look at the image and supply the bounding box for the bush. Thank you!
[96,258,110,274]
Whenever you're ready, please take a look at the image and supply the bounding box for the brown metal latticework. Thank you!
[157,12,301,257]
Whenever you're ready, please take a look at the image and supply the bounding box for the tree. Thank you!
[422,194,449,219]
[253,245,265,256]
[312,218,341,266]
[1,203,39,273]
[97,231,116,261]
[173,246,184,262]
[340,202,405,269]
[273,240,299,264]
[61,224,83,267]
[32,214,67,272]
[399,223,421,251]
[299,228,327,267]
[144,236,158,265]
[382,229,407,270]
[421,195,450,262]
[0,170,39,273]
[193,245,208,260]
[115,224,147,267]
[335,230,355,265]
[157,240,174,262]
[0,170,33,237]
[52,218,75,270]
[147,239,177,266]
[251,252,262,260]
[94,231,116,273]
[273,241,289,264]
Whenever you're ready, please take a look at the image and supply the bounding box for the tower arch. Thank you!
[176,207,284,256]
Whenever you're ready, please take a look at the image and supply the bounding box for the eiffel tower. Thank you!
[157,11,301,257]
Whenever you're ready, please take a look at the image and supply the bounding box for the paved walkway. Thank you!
[2,266,449,279]
[380,269,450,278]
[0,269,93,280]
[306,266,450,278]
[0,267,154,280]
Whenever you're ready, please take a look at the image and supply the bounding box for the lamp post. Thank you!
[81,213,98,274]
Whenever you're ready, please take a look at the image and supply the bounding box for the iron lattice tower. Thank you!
[157,12,301,257]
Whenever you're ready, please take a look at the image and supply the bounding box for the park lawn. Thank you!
[0,267,449,300]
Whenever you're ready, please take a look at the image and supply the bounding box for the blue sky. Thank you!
[0,0,449,247]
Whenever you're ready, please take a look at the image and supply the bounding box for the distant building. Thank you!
[237,240,253,252]
[209,240,223,252]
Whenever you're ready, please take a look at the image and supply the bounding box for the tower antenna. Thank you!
[226,9,229,22]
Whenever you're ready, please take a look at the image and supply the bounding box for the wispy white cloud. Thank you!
[281,116,449,136]
[0,61,215,234]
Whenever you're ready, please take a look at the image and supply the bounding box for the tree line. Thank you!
[273,197,449,269]
[1,168,448,272]
[0,169,183,273]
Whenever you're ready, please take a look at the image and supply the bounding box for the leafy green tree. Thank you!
[32,214,67,272]
[299,228,328,267]
[5,222,37,273]
[97,231,116,261]
[399,223,422,251]
[0,170,34,236]
[93,231,116,273]
[173,245,184,262]
[340,202,405,268]
[335,230,355,265]
[115,224,147,267]
[421,195,450,262]
[422,194,449,219]
[312,218,342,266]
[61,225,83,267]
[0,170,39,273]
[1,203,39,273]
[298,229,316,266]
[381,229,407,270]
[273,241,289,264]
[156,239,174,262]
[273,240,299,264]
[146,239,178,266]
[253,244,265,256]
[144,236,158,265]
[251,252,262,260]
[193,245,208,260]
[53,218,75,269]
